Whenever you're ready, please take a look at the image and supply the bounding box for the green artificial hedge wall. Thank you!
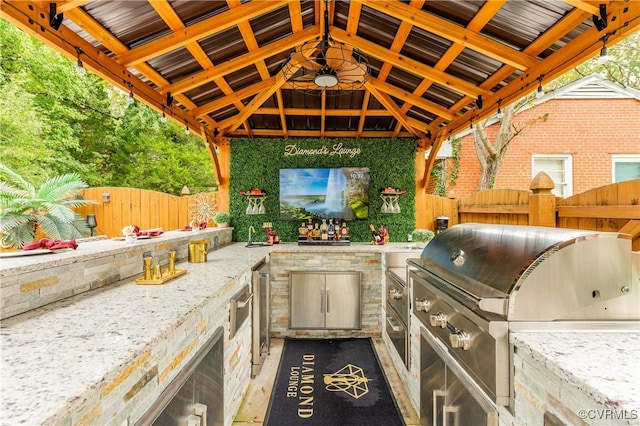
[229,138,417,243]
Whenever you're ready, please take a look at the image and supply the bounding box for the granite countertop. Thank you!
[0,242,270,426]
[0,229,230,277]
[511,328,640,415]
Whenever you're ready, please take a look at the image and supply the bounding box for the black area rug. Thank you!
[265,338,405,426]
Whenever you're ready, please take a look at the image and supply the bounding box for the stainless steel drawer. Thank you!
[230,285,252,340]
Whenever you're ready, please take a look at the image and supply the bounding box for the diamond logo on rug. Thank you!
[265,338,405,425]
[323,364,370,399]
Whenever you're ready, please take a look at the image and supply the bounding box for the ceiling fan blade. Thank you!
[290,73,317,82]
[325,45,347,70]
[289,51,322,71]
[337,61,367,83]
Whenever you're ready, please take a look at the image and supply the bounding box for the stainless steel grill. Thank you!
[408,223,639,423]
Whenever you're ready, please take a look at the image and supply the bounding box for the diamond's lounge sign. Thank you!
[284,143,362,158]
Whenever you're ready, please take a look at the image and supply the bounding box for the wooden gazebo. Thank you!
[3,0,639,210]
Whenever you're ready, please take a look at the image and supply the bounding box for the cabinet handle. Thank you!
[187,415,201,426]
[433,389,446,426]
[321,289,325,313]
[236,292,253,308]
[386,316,402,332]
[326,290,331,313]
[444,404,460,426]
[194,403,207,426]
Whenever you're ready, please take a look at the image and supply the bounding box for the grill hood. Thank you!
[408,223,638,321]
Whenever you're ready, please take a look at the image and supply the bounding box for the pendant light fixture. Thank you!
[496,100,504,119]
[597,35,612,65]
[75,47,85,76]
[535,76,544,99]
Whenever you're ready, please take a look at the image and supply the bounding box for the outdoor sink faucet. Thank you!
[247,225,256,246]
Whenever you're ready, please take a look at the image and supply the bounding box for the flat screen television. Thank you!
[279,167,370,221]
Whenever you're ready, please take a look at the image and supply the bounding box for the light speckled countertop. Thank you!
[0,242,270,426]
[0,241,412,425]
[511,329,640,413]
[1,240,637,425]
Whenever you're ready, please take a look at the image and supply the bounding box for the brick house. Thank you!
[431,74,640,199]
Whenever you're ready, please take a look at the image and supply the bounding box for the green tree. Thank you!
[1,18,217,195]
[471,32,638,191]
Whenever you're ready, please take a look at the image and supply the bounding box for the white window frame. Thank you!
[532,154,573,197]
[612,155,640,183]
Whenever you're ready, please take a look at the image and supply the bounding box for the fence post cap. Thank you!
[530,172,555,194]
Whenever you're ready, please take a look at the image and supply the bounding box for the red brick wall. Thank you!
[437,98,640,199]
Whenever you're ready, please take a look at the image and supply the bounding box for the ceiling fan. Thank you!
[282,1,370,95]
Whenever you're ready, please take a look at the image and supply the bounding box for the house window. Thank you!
[612,155,640,183]
[532,155,573,197]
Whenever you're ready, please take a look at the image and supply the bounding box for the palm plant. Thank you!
[0,163,97,248]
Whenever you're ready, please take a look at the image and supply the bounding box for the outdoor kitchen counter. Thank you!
[507,330,640,425]
[0,241,271,426]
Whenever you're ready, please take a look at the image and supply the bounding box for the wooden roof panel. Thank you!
[3,0,638,157]
[249,4,295,46]
[171,1,230,25]
[401,27,452,68]
[482,0,575,51]
[146,46,201,82]
[198,26,249,65]
[82,0,170,49]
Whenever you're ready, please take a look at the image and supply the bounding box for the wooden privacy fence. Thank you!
[417,178,640,250]
[78,187,220,238]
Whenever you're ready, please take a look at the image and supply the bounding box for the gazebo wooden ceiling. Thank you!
[2,0,639,173]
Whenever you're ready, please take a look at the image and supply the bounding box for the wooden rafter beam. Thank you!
[149,0,246,135]
[0,0,214,139]
[230,129,415,138]
[276,90,289,139]
[190,78,275,117]
[561,0,602,15]
[368,78,456,121]
[394,0,504,139]
[114,0,291,67]
[34,0,90,13]
[357,91,371,138]
[330,27,491,100]
[355,0,539,71]
[429,0,640,167]
[223,65,300,133]
[321,91,327,139]
[162,26,319,96]
[254,107,391,116]
[63,5,217,128]
[364,81,424,139]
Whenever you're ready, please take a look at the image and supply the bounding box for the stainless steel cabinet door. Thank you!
[290,272,361,329]
[290,272,325,328]
[325,272,361,329]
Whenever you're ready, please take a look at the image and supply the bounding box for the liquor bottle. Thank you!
[370,224,382,244]
[327,218,335,240]
[341,222,349,239]
[313,223,321,240]
[299,222,307,239]
[378,225,387,245]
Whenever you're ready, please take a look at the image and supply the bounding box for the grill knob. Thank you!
[415,298,432,312]
[449,331,471,350]
[388,289,403,300]
[429,312,447,328]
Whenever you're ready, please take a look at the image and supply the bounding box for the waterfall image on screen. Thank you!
[279,167,370,221]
